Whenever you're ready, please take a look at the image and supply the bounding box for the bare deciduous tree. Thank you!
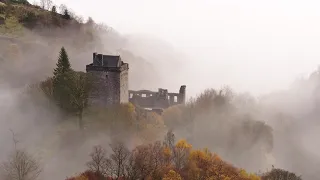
[1,130,41,180]
[59,4,67,14]
[163,130,175,150]
[40,0,52,10]
[2,150,41,180]
[109,141,130,178]
[86,145,111,176]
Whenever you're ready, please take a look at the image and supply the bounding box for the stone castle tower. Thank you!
[86,53,129,106]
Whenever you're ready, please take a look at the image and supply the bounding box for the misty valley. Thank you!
[0,0,319,180]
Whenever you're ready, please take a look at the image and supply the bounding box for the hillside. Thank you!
[0,0,187,91]
[0,1,315,180]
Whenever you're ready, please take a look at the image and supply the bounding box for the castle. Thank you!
[86,53,186,113]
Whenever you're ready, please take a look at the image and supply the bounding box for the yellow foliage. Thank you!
[189,149,212,162]
[175,139,192,149]
[126,102,136,113]
[162,170,182,180]
[239,169,261,180]
[75,175,88,180]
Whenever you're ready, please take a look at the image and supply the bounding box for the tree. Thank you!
[1,130,41,180]
[53,47,71,76]
[126,144,153,179]
[51,5,56,13]
[109,141,130,178]
[40,77,53,99]
[261,168,302,180]
[69,71,91,130]
[173,139,192,170]
[52,47,74,112]
[163,170,182,180]
[86,17,94,26]
[86,146,111,176]
[63,9,71,20]
[163,130,175,150]
[1,150,42,180]
[40,0,52,10]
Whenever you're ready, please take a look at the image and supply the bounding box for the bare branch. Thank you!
[1,150,41,180]
[86,145,111,176]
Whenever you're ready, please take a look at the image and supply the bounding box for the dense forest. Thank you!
[0,0,319,179]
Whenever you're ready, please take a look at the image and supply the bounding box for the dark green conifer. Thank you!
[53,47,71,76]
[52,47,74,112]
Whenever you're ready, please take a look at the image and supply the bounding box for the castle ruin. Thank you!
[86,53,186,112]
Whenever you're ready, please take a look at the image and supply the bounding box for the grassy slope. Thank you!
[0,1,78,36]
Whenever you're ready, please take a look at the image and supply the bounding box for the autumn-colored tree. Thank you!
[66,170,103,180]
[173,139,192,170]
[78,131,306,180]
[162,170,182,180]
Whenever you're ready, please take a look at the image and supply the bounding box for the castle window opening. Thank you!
[174,96,178,103]
[142,94,146,97]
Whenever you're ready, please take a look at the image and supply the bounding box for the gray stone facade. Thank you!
[86,52,186,112]
[86,53,129,106]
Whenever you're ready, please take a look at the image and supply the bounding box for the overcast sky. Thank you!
[42,0,320,96]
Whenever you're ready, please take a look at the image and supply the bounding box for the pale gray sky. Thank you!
[46,0,320,95]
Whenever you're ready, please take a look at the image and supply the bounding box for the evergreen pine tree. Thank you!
[63,9,71,20]
[53,47,71,76]
[52,47,74,112]
[51,5,57,13]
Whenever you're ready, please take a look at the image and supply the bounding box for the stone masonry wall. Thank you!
[106,71,120,105]
[87,71,109,107]
[120,69,129,103]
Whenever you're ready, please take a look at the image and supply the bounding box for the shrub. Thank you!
[0,2,6,14]
[19,10,37,24]
[261,168,302,180]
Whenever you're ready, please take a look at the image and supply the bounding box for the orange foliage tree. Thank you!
[71,131,262,180]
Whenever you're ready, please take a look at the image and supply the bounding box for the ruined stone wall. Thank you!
[120,69,129,103]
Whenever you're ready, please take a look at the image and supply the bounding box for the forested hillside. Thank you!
[0,0,318,180]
